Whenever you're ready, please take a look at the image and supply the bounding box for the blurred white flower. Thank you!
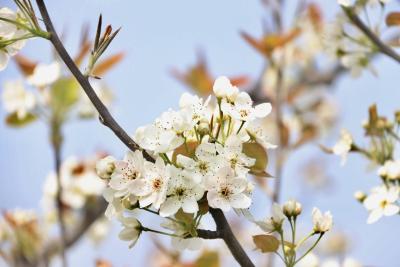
[27,62,61,87]
[161,220,202,251]
[118,216,142,248]
[364,186,399,224]
[78,81,113,118]
[378,160,400,180]
[312,207,333,233]
[87,217,110,244]
[206,166,251,211]
[333,129,353,165]
[2,80,35,119]
[257,203,286,233]
[297,252,319,267]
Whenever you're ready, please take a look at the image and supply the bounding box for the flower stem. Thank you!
[142,227,181,238]
[294,233,323,265]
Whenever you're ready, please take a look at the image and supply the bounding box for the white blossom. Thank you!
[283,199,302,217]
[312,207,333,233]
[161,220,202,251]
[132,157,170,209]
[118,216,142,248]
[109,150,146,198]
[364,186,399,224]
[257,203,286,233]
[27,62,61,87]
[159,166,204,217]
[213,76,238,99]
[333,129,353,165]
[378,160,400,180]
[206,166,251,211]
[216,135,255,176]
[2,80,35,119]
[179,92,211,124]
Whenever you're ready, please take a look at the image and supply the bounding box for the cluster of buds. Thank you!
[253,200,332,267]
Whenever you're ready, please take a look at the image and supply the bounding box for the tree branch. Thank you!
[35,0,154,162]
[196,229,220,239]
[344,7,400,64]
[209,208,255,267]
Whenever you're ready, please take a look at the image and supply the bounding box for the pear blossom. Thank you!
[221,91,272,122]
[159,166,204,217]
[161,220,202,251]
[244,119,277,149]
[118,216,142,248]
[312,207,333,233]
[0,8,28,71]
[179,92,211,124]
[364,186,399,224]
[333,129,353,165]
[2,80,35,119]
[257,203,286,233]
[337,0,352,7]
[206,166,251,211]
[378,160,400,180]
[216,135,255,176]
[109,150,146,198]
[27,62,61,87]
[96,155,116,180]
[103,187,132,219]
[176,141,221,184]
[213,76,238,99]
[131,157,170,209]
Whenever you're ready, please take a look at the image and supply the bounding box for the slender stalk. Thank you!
[50,119,67,267]
[35,0,154,163]
[343,7,400,64]
[294,233,323,264]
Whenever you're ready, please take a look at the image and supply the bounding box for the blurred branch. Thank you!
[35,0,154,162]
[344,7,400,64]
[50,119,67,267]
[41,198,107,264]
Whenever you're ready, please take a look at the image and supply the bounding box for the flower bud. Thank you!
[96,156,116,179]
[354,191,366,203]
[395,111,400,124]
[197,120,210,135]
[283,199,302,218]
[312,207,333,234]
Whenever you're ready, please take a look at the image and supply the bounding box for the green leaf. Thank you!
[194,250,220,267]
[253,234,280,253]
[243,142,269,177]
[50,77,80,113]
[5,112,37,127]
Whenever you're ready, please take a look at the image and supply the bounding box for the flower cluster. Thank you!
[332,105,400,223]
[0,7,29,71]
[253,200,333,267]
[96,76,275,248]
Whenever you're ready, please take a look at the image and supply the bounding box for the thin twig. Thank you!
[35,0,154,163]
[344,7,400,64]
[50,119,67,267]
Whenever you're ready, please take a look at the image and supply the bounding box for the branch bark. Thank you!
[344,7,400,64]
[35,0,154,163]
[208,208,255,267]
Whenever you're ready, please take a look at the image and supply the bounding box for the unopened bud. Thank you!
[354,191,366,203]
[283,199,302,218]
[198,120,210,135]
[395,111,400,124]
[96,156,116,179]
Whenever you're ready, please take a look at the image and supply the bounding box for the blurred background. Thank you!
[1,0,400,266]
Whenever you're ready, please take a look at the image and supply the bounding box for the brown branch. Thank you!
[209,208,255,267]
[344,7,400,64]
[35,0,154,163]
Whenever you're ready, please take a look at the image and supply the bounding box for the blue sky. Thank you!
[1,0,400,266]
